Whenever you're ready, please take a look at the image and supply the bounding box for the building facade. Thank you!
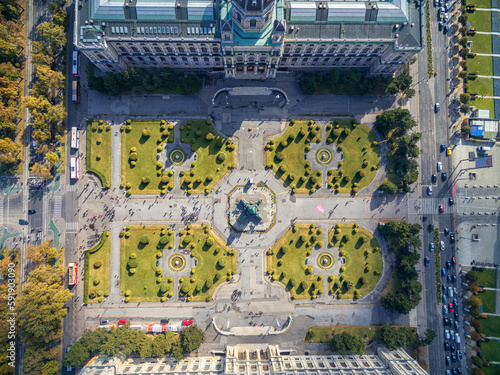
[74,0,423,79]
[78,345,428,375]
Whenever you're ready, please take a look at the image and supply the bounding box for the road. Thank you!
[416,1,466,374]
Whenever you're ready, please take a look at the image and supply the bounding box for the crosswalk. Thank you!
[53,196,62,218]
[66,184,77,192]
[66,222,78,233]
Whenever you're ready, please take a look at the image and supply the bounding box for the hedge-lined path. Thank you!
[111,125,122,190]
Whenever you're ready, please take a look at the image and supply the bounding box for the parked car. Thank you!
[443,317,450,326]
[439,204,445,213]
[457,350,462,361]
[440,144,446,152]
[444,329,450,339]
[444,24,449,33]
[437,161,443,171]
[452,274,457,283]
[442,295,448,303]
[450,330,455,341]
[444,304,449,314]
[438,21,444,30]
[442,268,447,277]
[118,319,128,325]
[182,319,194,326]
[99,319,109,325]
[424,257,430,266]
[444,341,450,351]
[447,147,452,155]
[449,303,454,312]
[448,286,453,297]
[454,310,459,320]
[453,320,459,330]
[455,333,461,343]
[452,257,456,266]
[435,103,441,112]
[446,356,451,366]
[446,261,451,269]
[451,354,457,363]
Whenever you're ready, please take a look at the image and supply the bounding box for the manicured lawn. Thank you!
[474,0,492,8]
[120,225,174,302]
[326,119,380,194]
[380,271,403,299]
[180,120,236,194]
[84,232,111,303]
[470,33,493,54]
[468,55,493,76]
[476,267,498,288]
[87,121,112,188]
[178,225,237,301]
[121,120,174,195]
[483,364,500,375]
[469,10,492,32]
[480,316,500,337]
[304,326,379,344]
[481,290,497,313]
[327,223,383,299]
[469,77,494,96]
[265,120,322,194]
[481,340,500,362]
[266,224,323,300]
[471,97,495,118]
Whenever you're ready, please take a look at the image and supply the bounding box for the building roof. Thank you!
[233,0,275,12]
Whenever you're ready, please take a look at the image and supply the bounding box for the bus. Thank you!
[70,157,79,180]
[68,263,77,286]
[72,51,80,76]
[70,127,79,149]
[71,81,80,103]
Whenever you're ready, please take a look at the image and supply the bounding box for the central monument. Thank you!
[228,184,275,232]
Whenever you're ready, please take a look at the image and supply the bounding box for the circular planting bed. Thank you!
[168,254,186,271]
[317,252,334,270]
[168,148,187,165]
[315,147,334,166]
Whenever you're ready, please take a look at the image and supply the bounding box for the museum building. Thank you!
[74,0,423,78]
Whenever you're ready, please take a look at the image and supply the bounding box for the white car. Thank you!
[440,241,445,251]
[427,186,433,196]
[443,304,449,314]
[455,333,461,343]
[437,162,443,172]
[444,329,450,339]
[450,330,455,341]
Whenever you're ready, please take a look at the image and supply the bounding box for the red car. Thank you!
[182,319,193,326]
[118,319,128,325]
[449,303,454,312]
[452,257,456,266]
[439,205,444,213]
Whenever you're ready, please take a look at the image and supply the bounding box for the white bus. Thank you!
[70,127,79,150]
[72,51,80,76]
[71,81,80,103]
[70,157,79,180]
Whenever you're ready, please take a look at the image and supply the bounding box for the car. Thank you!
[445,329,450,339]
[446,356,451,366]
[449,303,454,312]
[457,369,462,375]
[450,330,455,340]
[452,369,457,375]
[450,344,456,352]
[444,12,449,20]
[182,319,193,326]
[432,174,437,183]
[160,318,170,324]
[452,257,456,266]
[447,274,452,283]
[447,147,452,155]
[442,284,447,293]
[443,317,450,326]
[453,287,457,295]
[438,161,443,171]
[444,341,450,350]
[449,197,454,205]
[455,333,461,343]
[442,268,447,277]
[118,319,128,325]
[422,216,427,222]
[445,1,450,10]
[448,286,453,297]
[424,257,430,266]
[452,274,457,283]
[457,350,462,361]
[428,223,434,232]
[19,219,28,225]
[444,24,449,33]
[439,205,445,213]
[444,304,449,314]
[28,209,36,214]
[99,319,109,325]
[435,103,441,112]
[450,234,455,243]
[454,310,459,320]
[427,186,433,196]
[434,0,439,5]
[454,320,459,330]
[442,172,447,181]
[440,241,445,251]
[443,295,448,303]
[439,21,444,30]
[444,228,450,235]
[451,354,457,363]
[446,261,451,269]
[429,243,435,252]
[441,144,446,152]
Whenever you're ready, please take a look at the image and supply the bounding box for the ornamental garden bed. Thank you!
[85,231,111,303]
[87,120,112,188]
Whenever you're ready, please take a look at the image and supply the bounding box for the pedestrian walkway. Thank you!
[110,125,122,190]
[477,95,500,99]
[53,195,62,218]
[477,75,500,79]
[475,31,500,36]
[0,194,4,225]
[474,53,500,58]
[476,8,500,12]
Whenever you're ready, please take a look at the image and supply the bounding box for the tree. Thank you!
[64,342,90,368]
[471,319,481,331]
[382,292,414,315]
[36,22,66,55]
[180,325,205,353]
[41,360,59,375]
[30,162,52,180]
[0,137,21,165]
[379,180,398,194]
[466,270,479,283]
[375,108,417,137]
[459,37,468,47]
[470,331,481,342]
[468,295,482,308]
[329,331,365,356]
[378,325,417,350]
[46,152,59,165]
[419,329,436,346]
[460,104,470,114]
[459,48,470,59]
[471,355,483,368]
[34,64,65,96]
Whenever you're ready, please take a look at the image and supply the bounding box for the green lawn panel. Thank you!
[87,122,112,188]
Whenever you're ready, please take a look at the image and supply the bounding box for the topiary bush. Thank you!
[217,153,226,162]
[94,261,102,269]
[217,258,227,268]
[127,259,138,268]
